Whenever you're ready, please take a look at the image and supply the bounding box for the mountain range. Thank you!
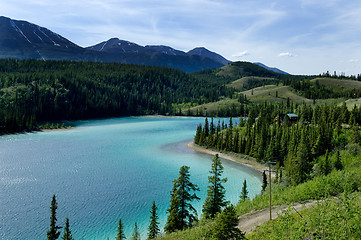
[0,16,286,74]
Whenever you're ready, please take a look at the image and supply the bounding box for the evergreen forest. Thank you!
[0,59,226,133]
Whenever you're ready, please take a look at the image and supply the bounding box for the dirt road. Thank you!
[238,200,317,233]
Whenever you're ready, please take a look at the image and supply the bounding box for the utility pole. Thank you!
[266,161,276,220]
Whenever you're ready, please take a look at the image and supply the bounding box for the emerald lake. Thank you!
[0,117,262,239]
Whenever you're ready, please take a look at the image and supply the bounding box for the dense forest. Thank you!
[2,59,361,134]
[0,59,226,133]
[194,102,361,185]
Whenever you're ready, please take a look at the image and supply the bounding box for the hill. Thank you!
[228,76,278,91]
[241,85,311,103]
[311,77,361,90]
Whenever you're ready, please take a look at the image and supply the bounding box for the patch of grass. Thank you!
[311,77,361,90]
[184,98,241,115]
[343,98,361,110]
[228,77,277,91]
[241,85,311,104]
[247,192,361,239]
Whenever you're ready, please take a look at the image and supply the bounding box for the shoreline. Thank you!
[187,142,270,176]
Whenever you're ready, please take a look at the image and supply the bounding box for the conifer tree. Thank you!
[194,124,202,145]
[211,205,245,240]
[47,194,62,240]
[130,223,140,240]
[164,183,181,234]
[261,171,268,192]
[295,129,312,184]
[62,217,73,240]
[320,150,331,176]
[165,166,200,233]
[240,179,249,202]
[202,154,228,219]
[334,150,343,170]
[116,218,126,240]
[147,201,160,239]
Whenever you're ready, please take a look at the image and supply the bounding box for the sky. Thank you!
[1,0,361,75]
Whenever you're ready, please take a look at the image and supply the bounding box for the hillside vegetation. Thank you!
[163,101,361,239]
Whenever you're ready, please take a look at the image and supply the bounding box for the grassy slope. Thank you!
[241,85,311,104]
[185,97,241,115]
[311,77,361,90]
[228,76,276,91]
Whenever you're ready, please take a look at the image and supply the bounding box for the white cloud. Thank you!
[232,51,250,58]
[278,52,296,57]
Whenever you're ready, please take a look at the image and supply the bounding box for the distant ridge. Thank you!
[0,16,229,72]
[87,38,230,66]
[254,62,289,75]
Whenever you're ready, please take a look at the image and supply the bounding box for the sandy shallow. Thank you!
[187,142,271,176]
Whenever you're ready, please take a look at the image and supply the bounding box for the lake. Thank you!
[0,117,262,239]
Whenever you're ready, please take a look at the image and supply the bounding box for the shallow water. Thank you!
[0,117,262,239]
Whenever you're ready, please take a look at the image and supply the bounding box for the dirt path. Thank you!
[238,200,318,233]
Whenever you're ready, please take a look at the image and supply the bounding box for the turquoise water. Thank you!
[0,117,262,239]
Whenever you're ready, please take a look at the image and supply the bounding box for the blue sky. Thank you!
[1,0,361,75]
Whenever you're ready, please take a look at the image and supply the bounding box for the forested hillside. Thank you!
[2,59,361,134]
[162,102,361,239]
[0,59,226,133]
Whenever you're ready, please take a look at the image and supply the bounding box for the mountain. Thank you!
[254,62,289,75]
[87,38,229,64]
[0,16,228,72]
[187,47,230,65]
[87,38,144,54]
[0,16,87,60]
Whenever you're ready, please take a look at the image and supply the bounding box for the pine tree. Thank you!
[211,205,245,240]
[116,217,126,240]
[202,154,228,219]
[295,129,312,184]
[62,217,73,240]
[261,171,268,192]
[130,223,140,240]
[240,179,249,202]
[47,194,62,240]
[334,150,343,170]
[194,124,202,145]
[320,150,331,176]
[165,166,200,233]
[164,183,181,234]
[147,201,160,239]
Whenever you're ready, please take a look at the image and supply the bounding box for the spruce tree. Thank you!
[194,124,202,145]
[211,205,245,240]
[261,171,268,192]
[130,223,140,240]
[164,183,180,233]
[62,217,73,240]
[47,194,62,240]
[147,201,160,239]
[116,218,126,240]
[165,166,200,233]
[240,179,248,202]
[334,150,343,170]
[202,154,228,219]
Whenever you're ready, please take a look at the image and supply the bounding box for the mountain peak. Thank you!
[188,47,230,65]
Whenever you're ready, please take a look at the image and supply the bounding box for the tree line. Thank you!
[46,154,249,240]
[2,59,361,134]
[0,59,227,134]
[194,102,361,185]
